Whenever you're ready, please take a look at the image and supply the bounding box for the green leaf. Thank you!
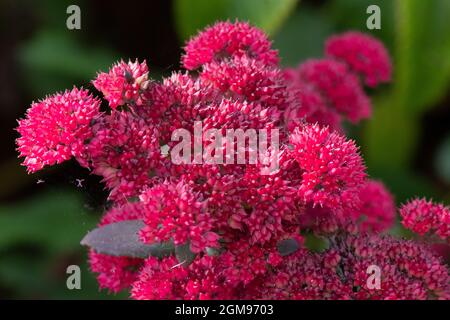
[363,95,419,170]
[326,0,395,51]
[366,165,437,203]
[0,190,125,298]
[393,0,450,113]
[304,233,329,253]
[18,29,118,96]
[81,220,174,258]
[274,6,334,66]
[173,0,299,41]
[0,191,97,252]
[0,251,127,299]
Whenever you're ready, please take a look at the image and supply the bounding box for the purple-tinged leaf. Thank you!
[277,238,300,256]
[80,219,174,258]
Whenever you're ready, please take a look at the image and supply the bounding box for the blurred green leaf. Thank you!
[364,0,450,172]
[36,0,84,28]
[0,190,125,299]
[366,163,438,203]
[327,0,395,51]
[394,0,450,113]
[0,251,127,299]
[389,220,415,239]
[174,0,298,41]
[18,30,118,96]
[304,233,329,253]
[0,190,96,251]
[363,95,418,170]
[274,6,334,66]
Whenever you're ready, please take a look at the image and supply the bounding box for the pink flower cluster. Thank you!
[93,59,150,108]
[290,124,366,213]
[283,31,391,132]
[400,198,449,240]
[356,180,396,232]
[325,32,392,87]
[16,21,448,300]
[139,180,220,253]
[251,234,449,300]
[182,21,279,70]
[16,87,101,172]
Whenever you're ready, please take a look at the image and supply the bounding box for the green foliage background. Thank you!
[0,0,449,299]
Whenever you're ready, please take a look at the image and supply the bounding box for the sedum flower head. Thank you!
[400,198,449,240]
[290,123,367,213]
[325,32,392,87]
[139,180,219,253]
[355,180,396,232]
[93,59,149,108]
[16,87,100,172]
[182,21,279,70]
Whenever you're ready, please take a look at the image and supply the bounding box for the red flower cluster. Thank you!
[283,31,391,132]
[16,21,448,300]
[325,32,392,87]
[139,180,220,253]
[182,21,279,70]
[400,198,449,240]
[86,111,162,202]
[250,233,449,300]
[93,59,149,108]
[16,87,101,172]
[355,180,396,232]
[290,124,366,213]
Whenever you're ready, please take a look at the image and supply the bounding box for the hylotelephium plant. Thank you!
[16,21,449,300]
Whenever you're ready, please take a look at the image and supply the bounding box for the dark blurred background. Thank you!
[0,0,449,299]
